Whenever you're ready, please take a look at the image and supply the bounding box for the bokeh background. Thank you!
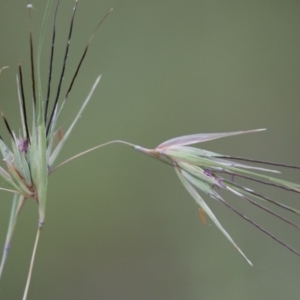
[0,0,300,299]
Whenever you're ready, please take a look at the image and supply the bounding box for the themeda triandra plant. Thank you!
[0,1,300,299]
[0,1,111,298]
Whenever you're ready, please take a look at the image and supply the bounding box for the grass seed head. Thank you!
[135,129,300,265]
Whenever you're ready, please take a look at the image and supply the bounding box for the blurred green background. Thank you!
[0,0,300,299]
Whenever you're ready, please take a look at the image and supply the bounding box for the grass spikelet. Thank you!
[134,129,300,265]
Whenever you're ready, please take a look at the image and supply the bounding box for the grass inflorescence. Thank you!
[0,1,299,299]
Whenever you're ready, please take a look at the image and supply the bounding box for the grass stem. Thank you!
[22,226,41,300]
[50,140,136,173]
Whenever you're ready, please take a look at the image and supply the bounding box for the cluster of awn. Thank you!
[0,1,299,299]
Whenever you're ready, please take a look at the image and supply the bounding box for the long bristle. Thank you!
[64,8,113,101]
[218,156,300,170]
[44,0,60,125]
[27,3,37,113]
[224,179,300,215]
[46,0,78,135]
[216,195,300,257]
[18,64,30,143]
[216,169,300,194]
[0,111,15,142]
[226,186,300,229]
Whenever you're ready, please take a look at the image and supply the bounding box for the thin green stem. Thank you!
[0,195,25,280]
[22,226,41,300]
[0,188,22,195]
[50,140,136,173]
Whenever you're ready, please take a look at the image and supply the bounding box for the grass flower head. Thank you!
[0,1,111,298]
[0,1,300,299]
[135,129,300,265]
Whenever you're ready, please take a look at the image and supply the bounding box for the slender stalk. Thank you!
[22,226,41,300]
[0,188,21,195]
[48,76,102,165]
[0,195,25,280]
[50,140,136,173]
